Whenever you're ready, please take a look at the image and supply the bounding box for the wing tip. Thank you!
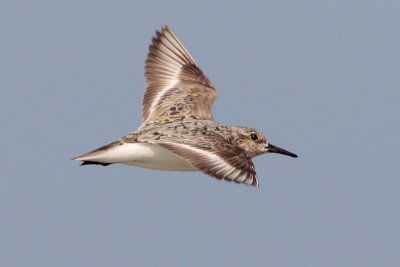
[71,151,99,161]
[71,148,107,162]
[71,155,84,161]
[241,175,259,188]
[253,177,260,188]
[71,152,113,167]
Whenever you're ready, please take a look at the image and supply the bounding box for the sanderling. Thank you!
[73,26,297,187]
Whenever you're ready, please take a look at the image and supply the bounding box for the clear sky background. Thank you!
[1,1,399,266]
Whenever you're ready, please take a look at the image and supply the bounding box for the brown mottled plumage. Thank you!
[73,26,297,187]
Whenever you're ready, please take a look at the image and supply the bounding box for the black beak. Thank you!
[267,143,297,158]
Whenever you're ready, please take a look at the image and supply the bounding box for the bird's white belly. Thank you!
[99,143,197,171]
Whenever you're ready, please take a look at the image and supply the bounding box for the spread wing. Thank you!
[157,141,259,187]
[142,26,217,124]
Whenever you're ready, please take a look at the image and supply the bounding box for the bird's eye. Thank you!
[250,133,258,141]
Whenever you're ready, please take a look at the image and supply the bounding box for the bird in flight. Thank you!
[73,26,297,187]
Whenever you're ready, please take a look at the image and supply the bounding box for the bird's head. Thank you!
[232,127,297,158]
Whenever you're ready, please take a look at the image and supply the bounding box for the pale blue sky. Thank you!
[1,1,399,266]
